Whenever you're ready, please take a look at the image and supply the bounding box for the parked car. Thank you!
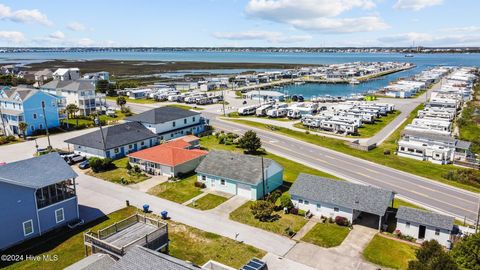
[67,155,86,165]
[78,160,90,170]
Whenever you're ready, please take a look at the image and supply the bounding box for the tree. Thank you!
[238,130,262,153]
[408,240,458,270]
[95,80,109,93]
[116,96,127,109]
[278,193,294,209]
[451,233,480,270]
[66,104,80,127]
[107,82,117,96]
[250,200,275,221]
[18,122,28,139]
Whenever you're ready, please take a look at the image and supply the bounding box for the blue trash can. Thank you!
[161,211,168,219]
[143,204,150,213]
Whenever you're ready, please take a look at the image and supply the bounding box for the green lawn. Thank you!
[199,135,336,183]
[351,110,401,138]
[64,110,131,129]
[458,83,480,154]
[225,105,480,193]
[167,220,265,269]
[230,201,308,236]
[227,112,293,122]
[106,96,158,104]
[301,222,350,248]
[392,198,426,210]
[363,235,418,270]
[188,193,230,210]
[166,104,204,111]
[148,173,203,203]
[86,157,150,184]
[1,207,138,270]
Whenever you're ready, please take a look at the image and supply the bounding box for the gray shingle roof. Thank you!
[113,246,200,270]
[125,107,200,124]
[396,206,454,231]
[402,129,455,144]
[65,254,115,270]
[289,173,394,216]
[65,122,157,150]
[195,151,277,185]
[0,153,78,189]
[455,140,471,150]
[41,79,95,91]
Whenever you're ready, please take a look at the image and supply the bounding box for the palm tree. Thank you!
[18,122,28,139]
[66,104,80,127]
[116,96,127,110]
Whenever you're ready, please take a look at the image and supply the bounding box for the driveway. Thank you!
[208,195,249,217]
[285,225,380,270]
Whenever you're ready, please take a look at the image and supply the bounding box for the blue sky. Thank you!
[0,0,479,47]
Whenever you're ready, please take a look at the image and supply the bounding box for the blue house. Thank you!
[195,151,284,200]
[0,153,79,251]
[0,86,64,136]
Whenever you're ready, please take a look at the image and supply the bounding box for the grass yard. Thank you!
[301,222,350,248]
[166,104,204,111]
[199,135,337,183]
[188,193,230,210]
[226,105,480,193]
[86,157,150,184]
[64,110,131,129]
[1,207,138,270]
[363,234,418,270]
[458,82,480,154]
[167,220,265,268]
[148,173,203,203]
[351,110,401,138]
[106,95,158,104]
[230,201,308,236]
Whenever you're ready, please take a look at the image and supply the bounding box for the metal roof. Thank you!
[0,153,78,189]
[289,173,393,216]
[396,206,454,231]
[125,107,200,124]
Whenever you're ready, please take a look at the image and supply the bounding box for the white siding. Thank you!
[396,219,451,247]
[291,196,354,221]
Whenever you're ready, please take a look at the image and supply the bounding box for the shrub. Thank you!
[89,157,114,173]
[305,130,310,135]
[265,190,282,203]
[278,193,294,209]
[289,207,299,215]
[0,136,16,145]
[384,149,391,155]
[194,181,206,188]
[284,227,295,237]
[335,216,350,227]
[442,169,480,188]
[126,162,132,171]
[250,200,275,221]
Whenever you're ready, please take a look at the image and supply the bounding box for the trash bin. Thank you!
[143,204,150,213]
[161,211,168,219]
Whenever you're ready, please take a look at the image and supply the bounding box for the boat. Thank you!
[349,79,360,85]
[405,54,414,57]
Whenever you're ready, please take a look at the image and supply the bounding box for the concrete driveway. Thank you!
[285,225,381,270]
[208,195,249,217]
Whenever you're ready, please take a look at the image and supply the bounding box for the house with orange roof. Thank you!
[127,137,208,177]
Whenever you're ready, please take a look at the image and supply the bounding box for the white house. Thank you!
[125,107,207,141]
[395,206,454,248]
[52,68,80,81]
[289,174,394,230]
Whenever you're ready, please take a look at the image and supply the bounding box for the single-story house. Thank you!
[195,151,284,200]
[0,153,79,251]
[124,107,207,141]
[127,138,208,177]
[289,173,395,230]
[65,122,158,159]
[395,206,454,247]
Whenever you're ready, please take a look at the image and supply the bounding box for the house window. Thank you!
[41,101,45,108]
[170,134,173,138]
[141,141,145,146]
[201,175,206,181]
[406,222,410,228]
[39,124,43,129]
[184,119,187,124]
[299,199,304,204]
[129,144,133,149]
[114,148,119,154]
[23,220,34,236]
[435,229,440,236]
[33,113,37,119]
[304,201,309,205]
[334,207,339,212]
[31,126,35,131]
[220,179,226,186]
[172,121,176,127]
[316,203,321,210]
[55,208,65,223]
[192,116,196,122]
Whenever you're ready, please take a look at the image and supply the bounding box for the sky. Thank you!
[0,0,479,47]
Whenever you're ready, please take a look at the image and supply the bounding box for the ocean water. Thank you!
[1,51,479,97]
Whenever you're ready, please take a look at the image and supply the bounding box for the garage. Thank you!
[236,183,252,199]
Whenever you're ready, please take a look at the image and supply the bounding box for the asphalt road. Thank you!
[89,100,480,222]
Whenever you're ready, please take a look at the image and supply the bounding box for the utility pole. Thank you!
[41,102,52,149]
[222,88,226,117]
[95,117,107,153]
[476,196,480,234]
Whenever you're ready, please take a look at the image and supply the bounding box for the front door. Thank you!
[418,225,426,239]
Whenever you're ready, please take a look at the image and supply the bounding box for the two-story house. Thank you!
[0,153,79,251]
[0,86,64,136]
[124,107,207,141]
[40,79,104,116]
[52,68,80,81]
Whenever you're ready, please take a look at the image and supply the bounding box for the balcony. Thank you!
[36,179,76,209]
[84,214,168,258]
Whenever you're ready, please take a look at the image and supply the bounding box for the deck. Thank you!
[102,222,158,248]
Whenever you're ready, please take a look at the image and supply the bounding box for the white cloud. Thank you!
[440,26,480,33]
[0,31,26,43]
[0,4,52,26]
[378,32,480,46]
[213,31,312,43]
[244,0,387,33]
[67,22,86,32]
[75,38,96,46]
[393,0,442,11]
[49,31,65,40]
